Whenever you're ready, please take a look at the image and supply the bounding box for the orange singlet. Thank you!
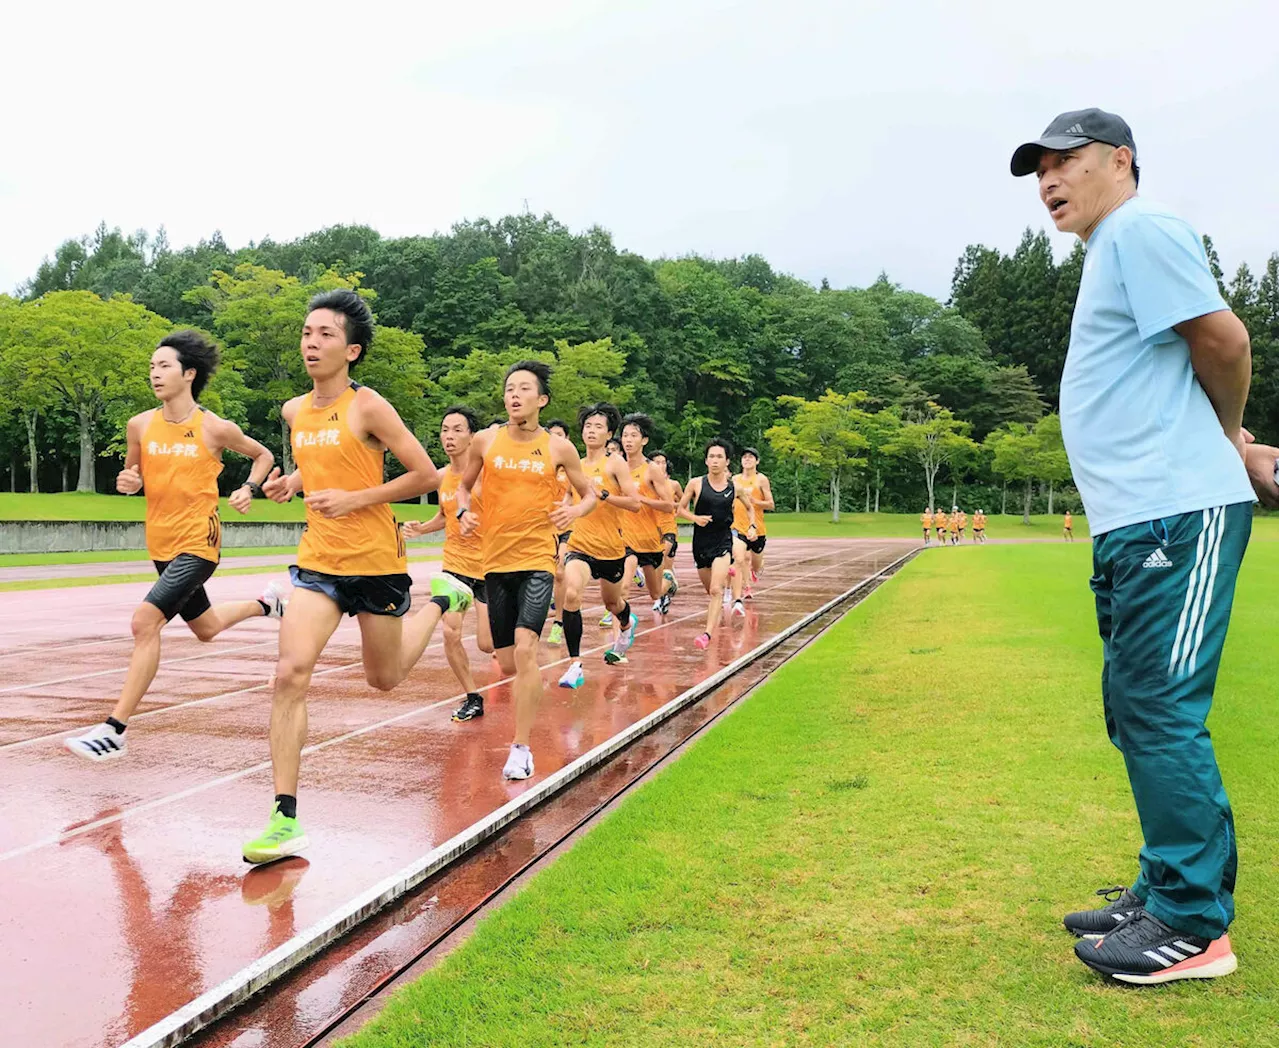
[140,408,223,563]
[293,384,406,576]
[438,466,484,579]
[732,473,767,535]
[655,478,677,537]
[480,427,561,574]
[622,460,665,554]
[567,454,626,561]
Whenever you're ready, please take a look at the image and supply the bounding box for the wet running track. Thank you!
[0,538,913,1048]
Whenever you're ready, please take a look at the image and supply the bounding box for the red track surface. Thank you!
[0,539,910,1048]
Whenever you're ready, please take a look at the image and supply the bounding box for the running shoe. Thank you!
[633,570,644,588]
[559,661,585,689]
[732,600,746,618]
[694,632,711,650]
[743,585,754,601]
[599,611,613,627]
[503,744,534,780]
[64,721,127,762]
[243,804,308,865]
[651,599,662,612]
[605,613,638,665]
[658,592,672,615]
[1074,910,1237,984]
[750,569,759,584]
[549,597,556,613]
[664,569,678,596]
[430,573,473,612]
[548,622,564,646]
[452,694,484,721]
[259,579,289,619]
[1063,885,1144,939]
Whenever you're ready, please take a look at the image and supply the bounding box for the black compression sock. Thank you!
[618,601,632,625]
[105,717,126,735]
[430,595,452,615]
[274,794,297,819]
[256,598,271,616]
[563,609,583,658]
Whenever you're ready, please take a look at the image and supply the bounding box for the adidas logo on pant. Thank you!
[1142,548,1173,569]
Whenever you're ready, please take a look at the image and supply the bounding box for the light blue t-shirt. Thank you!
[1061,196,1254,535]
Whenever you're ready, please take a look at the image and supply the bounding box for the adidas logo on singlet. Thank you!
[532,448,543,456]
[183,430,194,438]
[328,413,339,422]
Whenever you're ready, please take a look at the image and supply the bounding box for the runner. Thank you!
[934,507,949,545]
[678,438,756,650]
[973,508,987,544]
[544,418,573,647]
[64,331,286,762]
[648,450,682,601]
[559,403,644,687]
[605,436,623,458]
[402,405,494,723]
[732,447,774,592]
[619,413,678,615]
[948,506,961,546]
[921,506,933,545]
[454,361,598,780]
[1063,510,1074,541]
[242,290,472,864]
[956,507,968,543]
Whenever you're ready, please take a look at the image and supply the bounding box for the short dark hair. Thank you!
[158,330,219,400]
[505,359,552,398]
[606,437,623,451]
[578,402,621,434]
[1131,160,1141,187]
[307,289,373,365]
[705,437,734,459]
[620,412,654,441]
[741,446,760,460]
[441,405,479,434]
[545,417,569,436]
[649,449,667,462]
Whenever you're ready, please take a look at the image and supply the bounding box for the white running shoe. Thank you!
[652,599,662,612]
[732,600,746,618]
[503,743,534,780]
[259,579,289,619]
[64,722,127,762]
[559,661,585,689]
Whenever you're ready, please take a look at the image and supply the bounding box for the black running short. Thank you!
[627,548,664,570]
[733,532,766,555]
[444,570,488,605]
[146,554,218,621]
[485,570,554,649]
[557,531,572,546]
[662,532,678,558]
[565,550,626,584]
[289,565,412,617]
[692,535,733,571]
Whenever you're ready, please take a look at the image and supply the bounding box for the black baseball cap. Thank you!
[1010,108,1138,180]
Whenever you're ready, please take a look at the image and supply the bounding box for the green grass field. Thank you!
[340,542,1278,1048]
[0,491,440,522]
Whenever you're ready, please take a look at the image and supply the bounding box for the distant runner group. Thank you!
[62,290,774,865]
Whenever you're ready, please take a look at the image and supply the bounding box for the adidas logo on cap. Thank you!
[1064,123,1085,135]
[1142,548,1173,569]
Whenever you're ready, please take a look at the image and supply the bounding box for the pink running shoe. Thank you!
[694,632,711,650]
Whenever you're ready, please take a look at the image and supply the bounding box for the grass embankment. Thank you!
[341,542,1278,1048]
[0,491,439,523]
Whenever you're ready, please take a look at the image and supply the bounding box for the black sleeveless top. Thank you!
[693,474,735,545]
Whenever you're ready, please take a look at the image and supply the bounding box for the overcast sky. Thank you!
[3,0,1276,301]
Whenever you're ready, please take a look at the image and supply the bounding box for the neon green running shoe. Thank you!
[599,611,613,627]
[548,622,564,645]
[431,573,473,612]
[243,804,309,865]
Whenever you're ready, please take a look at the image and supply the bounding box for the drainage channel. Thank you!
[186,550,916,1048]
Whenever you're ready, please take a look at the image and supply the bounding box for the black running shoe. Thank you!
[452,694,484,722]
[1063,885,1143,939]
[1074,910,1237,984]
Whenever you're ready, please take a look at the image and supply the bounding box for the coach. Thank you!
[1010,109,1258,984]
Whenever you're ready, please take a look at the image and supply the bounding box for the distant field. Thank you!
[765,511,1093,540]
[0,491,436,522]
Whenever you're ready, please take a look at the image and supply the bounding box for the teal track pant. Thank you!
[1090,501,1252,939]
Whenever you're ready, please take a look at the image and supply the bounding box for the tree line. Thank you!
[1,216,1274,519]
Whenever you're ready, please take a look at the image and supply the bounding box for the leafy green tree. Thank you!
[984,423,1042,524]
[1034,413,1073,515]
[8,291,170,490]
[882,405,976,512]
[766,391,870,522]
